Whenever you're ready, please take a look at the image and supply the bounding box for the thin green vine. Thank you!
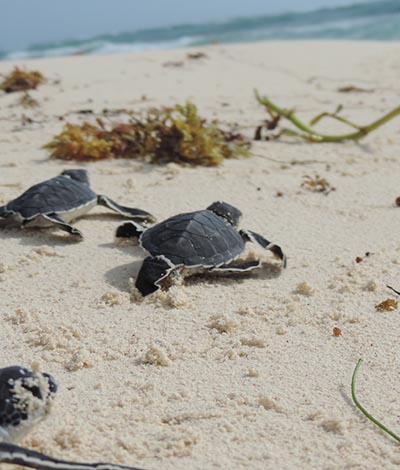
[351,358,400,442]
[255,90,400,143]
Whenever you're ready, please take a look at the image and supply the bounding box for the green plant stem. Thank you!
[310,111,362,130]
[255,90,400,142]
[351,358,400,442]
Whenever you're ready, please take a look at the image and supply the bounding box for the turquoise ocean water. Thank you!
[1,0,399,60]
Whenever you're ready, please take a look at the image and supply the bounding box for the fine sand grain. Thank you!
[1,40,400,469]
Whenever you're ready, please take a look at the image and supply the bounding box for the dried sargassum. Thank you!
[337,85,371,93]
[44,122,114,161]
[301,174,335,195]
[0,67,46,93]
[375,298,398,312]
[44,101,250,166]
[18,92,39,108]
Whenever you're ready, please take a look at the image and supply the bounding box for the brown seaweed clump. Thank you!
[18,92,40,108]
[44,123,114,161]
[301,174,335,195]
[0,67,46,93]
[375,298,398,312]
[44,102,250,166]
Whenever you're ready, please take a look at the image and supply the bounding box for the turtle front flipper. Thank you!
[136,256,175,297]
[97,195,155,223]
[116,221,146,240]
[240,229,286,268]
[211,260,262,273]
[0,442,147,470]
[24,213,83,238]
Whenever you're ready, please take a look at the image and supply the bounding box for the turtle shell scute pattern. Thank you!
[140,210,245,267]
[5,176,97,219]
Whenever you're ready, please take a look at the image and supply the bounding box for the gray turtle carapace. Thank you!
[0,169,155,237]
[116,201,286,296]
[0,366,146,470]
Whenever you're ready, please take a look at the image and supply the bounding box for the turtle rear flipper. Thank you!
[211,260,262,273]
[97,195,155,222]
[0,442,146,470]
[135,256,175,297]
[0,211,13,223]
[0,206,12,219]
[23,214,83,238]
[241,229,287,268]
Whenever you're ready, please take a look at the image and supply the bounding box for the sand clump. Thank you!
[207,314,239,334]
[293,281,315,297]
[99,291,128,306]
[143,345,171,367]
[240,337,267,348]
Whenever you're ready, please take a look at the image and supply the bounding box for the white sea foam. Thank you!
[1,1,399,61]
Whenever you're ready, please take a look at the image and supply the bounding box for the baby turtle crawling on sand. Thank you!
[0,366,146,470]
[0,169,155,237]
[116,201,286,296]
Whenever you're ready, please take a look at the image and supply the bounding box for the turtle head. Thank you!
[0,366,57,442]
[207,201,242,227]
[61,169,89,185]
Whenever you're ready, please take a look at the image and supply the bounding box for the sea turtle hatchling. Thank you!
[116,201,286,296]
[0,169,155,237]
[0,366,146,470]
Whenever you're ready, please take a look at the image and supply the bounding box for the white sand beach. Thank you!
[1,40,400,469]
